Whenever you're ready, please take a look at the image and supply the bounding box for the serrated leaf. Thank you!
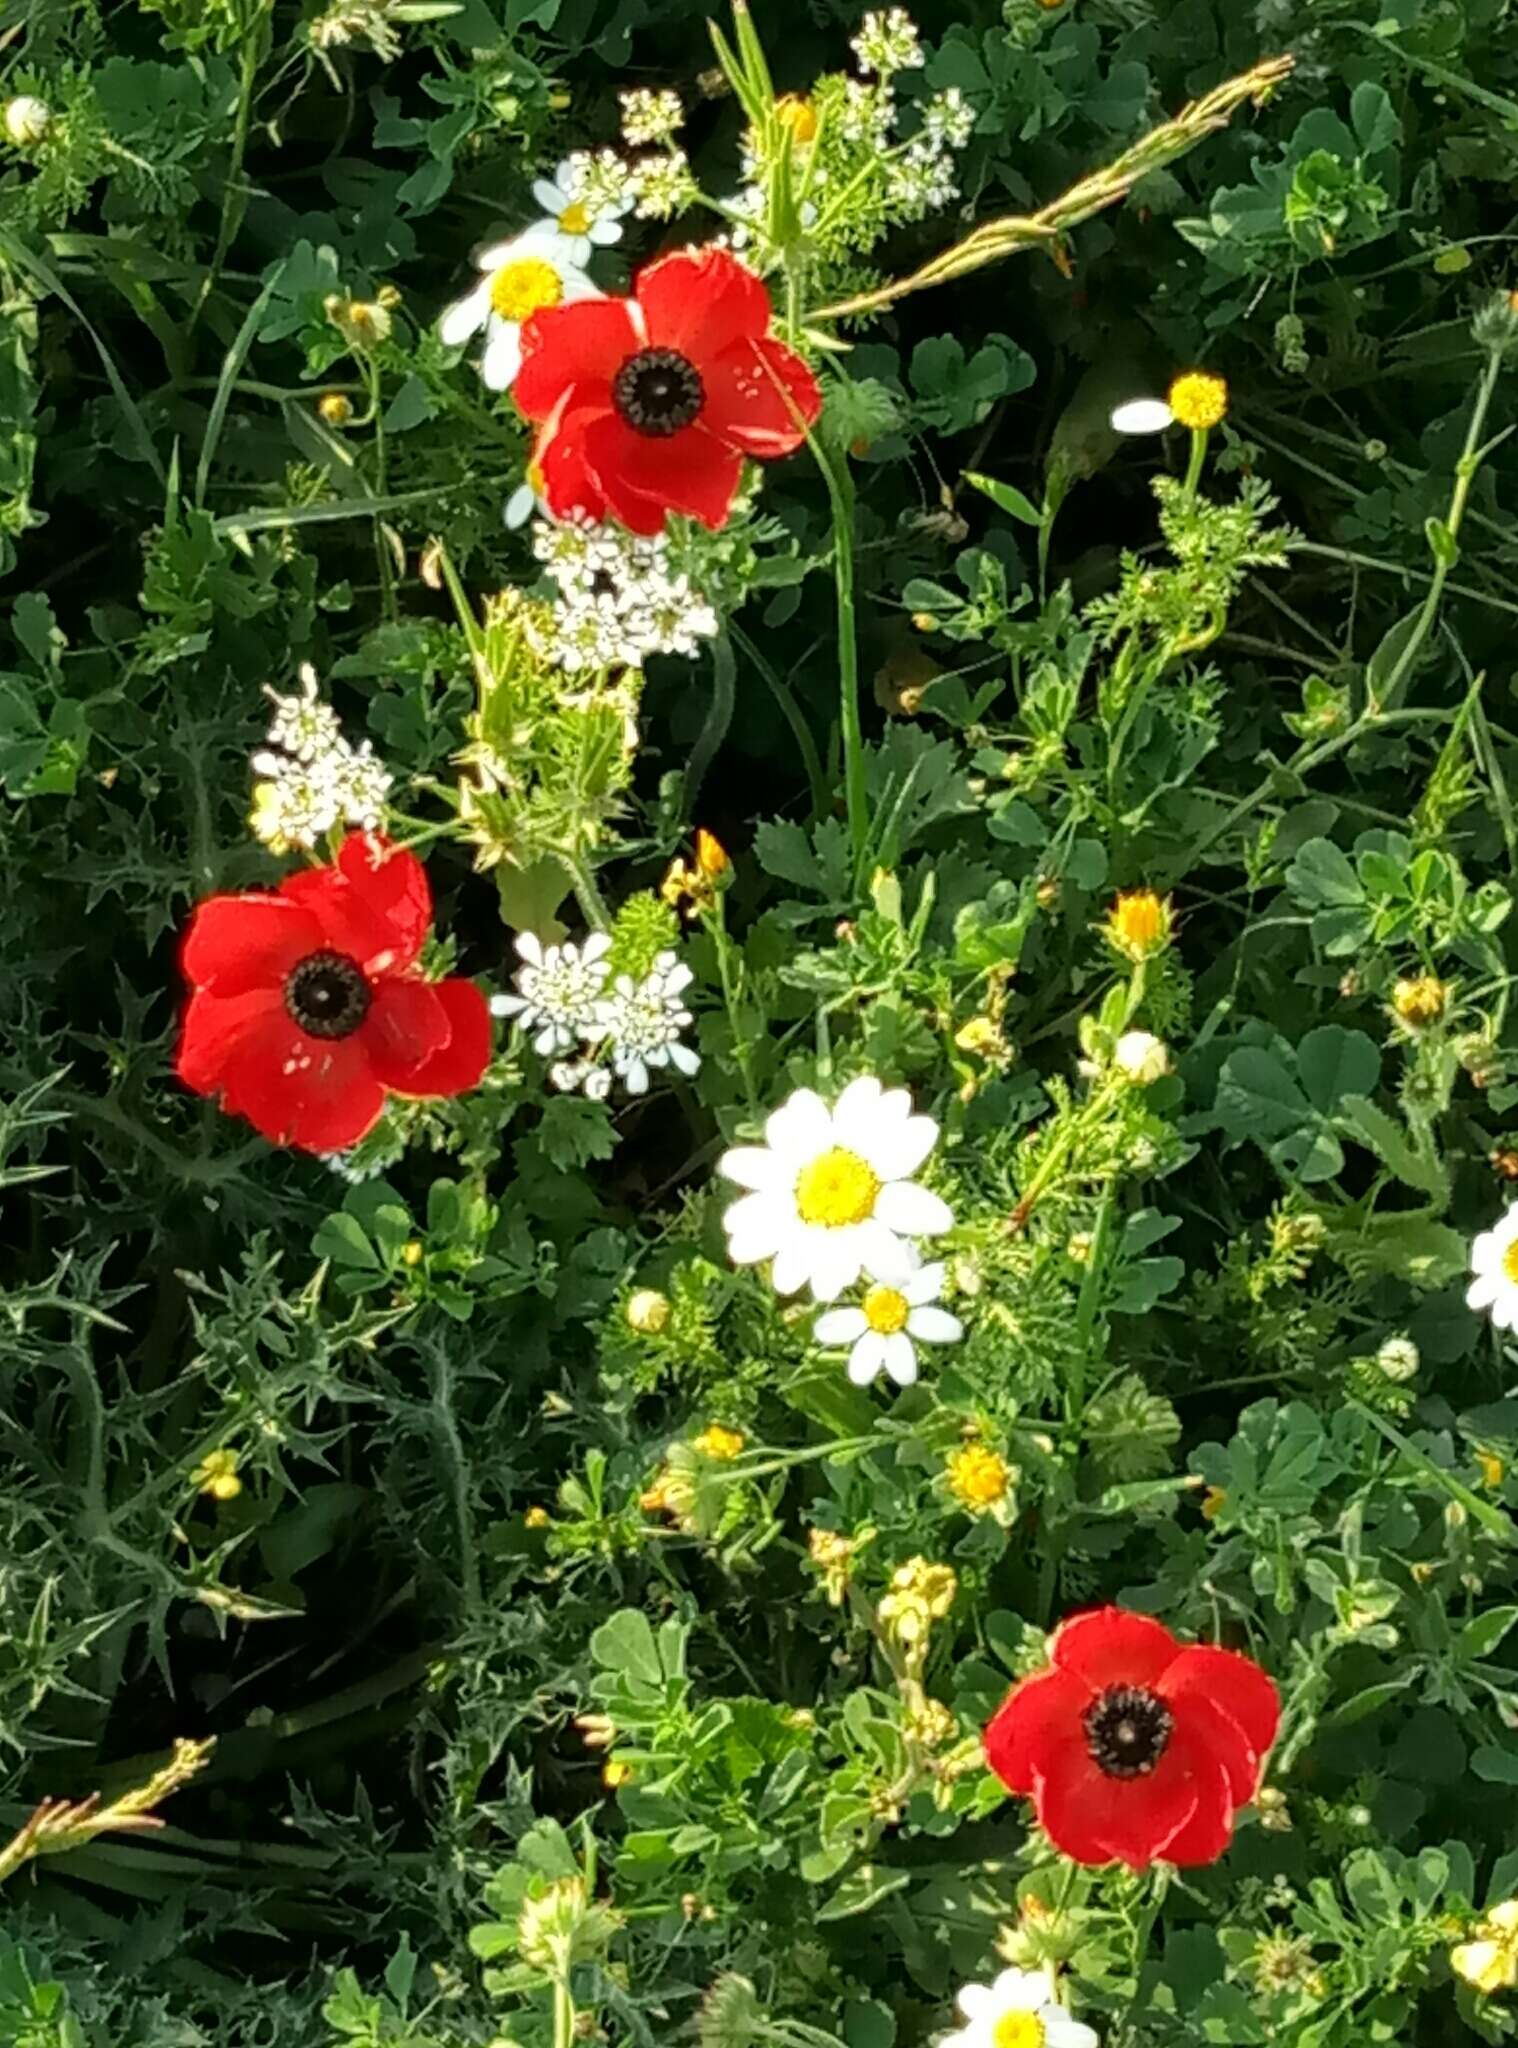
[1336,1094,1448,1200]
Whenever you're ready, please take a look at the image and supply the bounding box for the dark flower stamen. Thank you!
[1083,1685,1174,1778]
[613,348,705,437]
[285,950,372,1040]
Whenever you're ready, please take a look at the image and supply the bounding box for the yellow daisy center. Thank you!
[1503,1239,1518,1286]
[795,1147,880,1228]
[489,257,564,323]
[1167,369,1229,430]
[1107,887,1168,956]
[947,1444,1009,1508]
[558,200,591,235]
[994,2017,1045,2048]
[862,1284,909,1335]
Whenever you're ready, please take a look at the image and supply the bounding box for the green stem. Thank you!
[1180,425,1208,504]
[1371,346,1504,713]
[816,444,868,876]
[553,1977,575,2048]
[711,893,761,1121]
[562,849,612,934]
[193,12,266,327]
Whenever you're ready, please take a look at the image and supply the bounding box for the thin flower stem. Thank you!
[552,1977,575,2048]
[561,848,612,934]
[1180,425,1208,505]
[710,894,762,1121]
[815,442,869,876]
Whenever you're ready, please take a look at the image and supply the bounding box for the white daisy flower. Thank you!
[529,156,630,264]
[813,1254,961,1388]
[596,950,700,1094]
[940,1968,1099,2048]
[718,1075,952,1303]
[1468,1204,1518,1331]
[491,932,612,1056]
[439,229,599,392]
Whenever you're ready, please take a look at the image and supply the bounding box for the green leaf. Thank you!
[590,1609,663,1686]
[1296,1025,1380,1114]
[532,1096,617,1173]
[964,471,1042,525]
[1459,1606,1518,1662]
[1286,836,1362,909]
[311,1212,380,1270]
[1336,1094,1448,1200]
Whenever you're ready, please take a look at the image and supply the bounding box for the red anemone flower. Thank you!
[513,244,821,536]
[175,832,491,1152]
[984,1607,1280,1870]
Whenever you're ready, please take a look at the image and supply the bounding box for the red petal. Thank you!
[181,892,321,999]
[1161,1645,1281,1766]
[637,246,774,362]
[583,412,743,533]
[360,976,451,1088]
[703,335,821,458]
[175,988,283,1095]
[513,297,644,421]
[1035,1726,1200,1871]
[536,396,611,525]
[283,834,432,977]
[212,1007,385,1151]
[1050,1607,1181,1695]
[1144,1747,1237,1867]
[983,1668,1082,1795]
[1164,1690,1261,1807]
[393,979,492,1098]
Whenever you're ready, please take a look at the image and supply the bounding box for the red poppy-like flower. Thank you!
[513,245,821,536]
[984,1607,1280,1870]
[175,833,491,1152]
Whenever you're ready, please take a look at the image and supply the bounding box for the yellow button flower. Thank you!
[1167,370,1229,430]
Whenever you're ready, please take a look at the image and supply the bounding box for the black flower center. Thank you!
[612,348,704,437]
[284,950,372,1040]
[1083,1685,1174,1779]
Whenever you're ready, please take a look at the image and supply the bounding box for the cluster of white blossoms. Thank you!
[939,1967,1100,2048]
[718,1075,962,1388]
[525,519,719,673]
[491,934,700,1099]
[248,666,392,854]
[851,6,924,74]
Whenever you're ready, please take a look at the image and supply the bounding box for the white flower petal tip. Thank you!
[1110,397,1177,435]
[1468,1203,1518,1330]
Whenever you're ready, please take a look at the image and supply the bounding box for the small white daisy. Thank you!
[1468,1205,1518,1331]
[491,932,612,1056]
[718,1075,952,1303]
[596,951,700,1094]
[439,229,598,392]
[529,156,630,264]
[940,1967,1099,2048]
[813,1254,962,1388]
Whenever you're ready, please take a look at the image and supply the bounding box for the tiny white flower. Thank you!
[1468,1205,1518,1332]
[852,7,924,75]
[439,229,599,392]
[813,1253,962,1388]
[1110,397,1177,436]
[1113,1030,1170,1086]
[549,1056,613,1101]
[596,950,701,1095]
[922,87,975,150]
[491,932,612,1057]
[529,156,630,263]
[1376,1335,1420,1383]
[940,1967,1100,2048]
[631,147,698,221]
[620,87,684,149]
[265,664,343,761]
[718,1075,952,1303]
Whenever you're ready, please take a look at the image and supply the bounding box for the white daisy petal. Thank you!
[514,930,543,967]
[831,1074,884,1146]
[1047,2019,1099,2048]
[481,322,523,392]
[814,1307,868,1345]
[858,1218,917,1279]
[771,1240,814,1297]
[764,1087,832,1162]
[881,1332,918,1385]
[810,1235,867,1303]
[669,1041,701,1076]
[957,1988,995,2023]
[847,1332,889,1384]
[874,1180,953,1235]
[439,285,489,346]
[719,1146,789,1192]
[863,1112,939,1181]
[907,1305,962,1345]
[721,1191,787,1245]
[901,1261,945,1305]
[1111,396,1176,434]
[1468,1276,1499,1310]
[532,178,564,211]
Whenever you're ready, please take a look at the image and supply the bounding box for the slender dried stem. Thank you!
[0,1737,215,1887]
[811,54,1295,322]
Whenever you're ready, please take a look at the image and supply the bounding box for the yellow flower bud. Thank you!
[1393,974,1449,1027]
[192,1448,242,1501]
[401,1239,424,1267]
[692,1424,744,1462]
[626,1288,671,1335]
[1166,370,1229,430]
[774,94,819,144]
[524,1506,551,1529]
[1102,888,1173,962]
[318,392,353,426]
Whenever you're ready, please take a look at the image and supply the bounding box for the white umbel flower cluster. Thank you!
[528,519,719,673]
[493,935,700,1099]
[851,7,924,75]
[249,666,392,854]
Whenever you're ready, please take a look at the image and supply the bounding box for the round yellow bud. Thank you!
[626,1288,671,1334]
[401,1239,425,1267]
[318,393,353,427]
[1166,370,1229,431]
[1393,974,1448,1026]
[602,1759,633,1788]
[774,94,819,144]
[524,1506,551,1529]
[692,1423,744,1462]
